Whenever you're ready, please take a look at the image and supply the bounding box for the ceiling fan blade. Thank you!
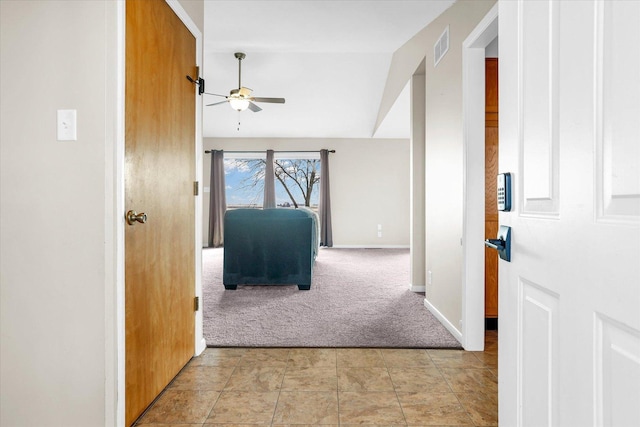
[247,102,262,112]
[206,100,228,107]
[204,92,227,98]
[251,97,285,104]
[239,87,252,97]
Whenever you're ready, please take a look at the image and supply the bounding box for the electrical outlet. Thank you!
[427,270,432,285]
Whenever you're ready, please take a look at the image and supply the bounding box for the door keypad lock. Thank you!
[497,173,512,211]
[485,225,512,262]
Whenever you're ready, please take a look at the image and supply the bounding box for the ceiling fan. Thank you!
[206,52,285,112]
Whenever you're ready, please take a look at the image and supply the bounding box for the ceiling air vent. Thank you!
[434,25,450,67]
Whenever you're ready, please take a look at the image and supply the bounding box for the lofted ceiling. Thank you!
[202,0,455,139]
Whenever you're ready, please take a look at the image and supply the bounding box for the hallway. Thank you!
[134,331,498,426]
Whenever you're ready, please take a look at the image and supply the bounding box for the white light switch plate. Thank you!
[57,109,77,141]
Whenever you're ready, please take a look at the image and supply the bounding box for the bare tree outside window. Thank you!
[224,158,264,208]
[225,158,320,208]
[274,159,320,208]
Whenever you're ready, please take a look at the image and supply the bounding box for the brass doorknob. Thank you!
[126,210,147,225]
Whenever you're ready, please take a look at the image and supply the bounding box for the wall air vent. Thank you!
[434,25,450,67]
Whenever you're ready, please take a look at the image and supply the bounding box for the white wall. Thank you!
[410,72,427,290]
[485,36,499,58]
[203,138,410,248]
[176,0,204,32]
[376,0,496,337]
[0,1,204,425]
[0,1,117,425]
[422,0,496,337]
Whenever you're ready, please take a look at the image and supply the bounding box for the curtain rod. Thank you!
[205,149,335,154]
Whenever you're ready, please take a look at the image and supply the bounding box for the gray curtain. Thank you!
[208,150,226,247]
[319,149,333,247]
[263,149,276,208]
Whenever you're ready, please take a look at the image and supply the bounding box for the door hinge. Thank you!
[194,296,200,311]
[194,181,199,196]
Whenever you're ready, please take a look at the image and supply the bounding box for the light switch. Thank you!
[57,109,77,141]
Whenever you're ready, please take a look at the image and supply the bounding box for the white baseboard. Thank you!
[423,298,463,346]
[196,337,207,355]
[330,245,410,249]
[409,283,426,292]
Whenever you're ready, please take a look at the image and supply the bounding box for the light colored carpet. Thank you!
[203,247,461,348]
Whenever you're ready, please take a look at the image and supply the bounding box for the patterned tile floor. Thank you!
[135,330,498,426]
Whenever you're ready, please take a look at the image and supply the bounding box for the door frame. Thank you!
[113,1,204,425]
[461,3,498,351]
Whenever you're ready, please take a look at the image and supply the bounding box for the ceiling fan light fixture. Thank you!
[229,97,250,111]
[205,52,285,113]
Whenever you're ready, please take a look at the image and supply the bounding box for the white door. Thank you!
[498,1,640,426]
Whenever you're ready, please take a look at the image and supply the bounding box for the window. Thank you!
[274,157,320,208]
[224,152,321,209]
[224,156,265,208]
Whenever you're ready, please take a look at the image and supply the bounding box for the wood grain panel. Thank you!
[485,127,499,219]
[125,0,196,425]
[485,58,499,320]
[485,58,499,125]
[485,220,499,318]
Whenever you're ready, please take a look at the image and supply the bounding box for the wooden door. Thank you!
[499,0,640,425]
[484,58,499,322]
[125,0,196,425]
